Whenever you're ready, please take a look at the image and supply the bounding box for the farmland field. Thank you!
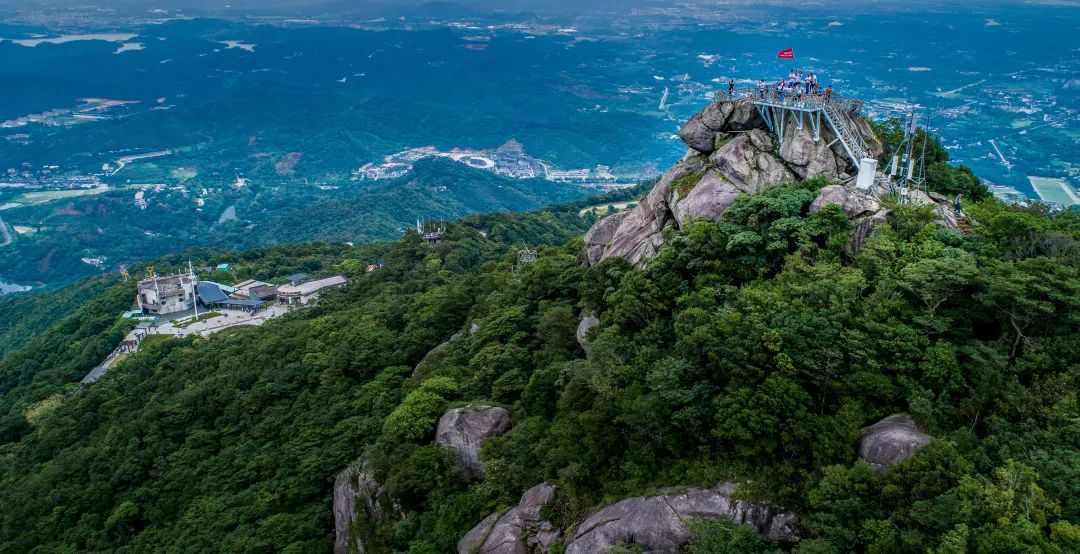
[13,187,110,205]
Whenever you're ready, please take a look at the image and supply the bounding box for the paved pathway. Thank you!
[151,304,292,338]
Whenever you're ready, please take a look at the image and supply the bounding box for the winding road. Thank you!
[0,215,12,247]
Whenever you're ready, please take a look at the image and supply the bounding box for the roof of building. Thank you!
[197,282,230,305]
[201,280,237,294]
[218,298,266,308]
[249,285,279,299]
[278,275,347,296]
[233,279,270,291]
[286,273,308,285]
[137,273,194,294]
[135,321,155,329]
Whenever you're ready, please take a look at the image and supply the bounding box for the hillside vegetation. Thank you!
[0,172,1078,552]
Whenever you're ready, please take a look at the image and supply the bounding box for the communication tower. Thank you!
[513,246,538,274]
[417,219,446,245]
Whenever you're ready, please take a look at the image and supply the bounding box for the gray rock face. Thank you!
[334,463,398,554]
[679,100,763,154]
[583,98,890,269]
[583,211,629,266]
[436,405,512,477]
[907,189,960,229]
[724,100,765,131]
[780,123,844,181]
[810,184,882,219]
[564,482,799,554]
[811,185,892,253]
[859,414,933,472]
[576,314,600,352]
[701,101,734,129]
[458,512,501,554]
[749,128,774,152]
[671,170,741,227]
[458,483,558,554]
[679,114,718,153]
[709,134,796,194]
[585,150,703,267]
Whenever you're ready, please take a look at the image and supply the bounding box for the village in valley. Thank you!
[352,139,643,187]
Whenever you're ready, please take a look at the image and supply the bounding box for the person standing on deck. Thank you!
[728,78,735,97]
[758,79,766,99]
[824,84,833,102]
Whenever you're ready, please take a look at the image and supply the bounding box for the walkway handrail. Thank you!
[713,85,870,165]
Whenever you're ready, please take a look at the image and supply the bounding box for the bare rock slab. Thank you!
[334,462,397,554]
[564,482,799,554]
[859,414,933,472]
[576,314,600,352]
[458,483,558,554]
[436,405,512,477]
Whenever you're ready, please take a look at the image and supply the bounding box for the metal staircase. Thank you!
[820,97,869,168]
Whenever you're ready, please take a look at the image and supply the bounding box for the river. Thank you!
[0,279,32,295]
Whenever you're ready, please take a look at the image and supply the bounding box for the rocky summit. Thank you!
[583,98,959,268]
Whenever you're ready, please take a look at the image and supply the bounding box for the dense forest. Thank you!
[1,144,1079,552]
[0,167,1075,548]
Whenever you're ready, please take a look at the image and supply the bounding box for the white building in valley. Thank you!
[137,270,198,316]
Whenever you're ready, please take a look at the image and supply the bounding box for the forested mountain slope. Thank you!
[0,171,1078,552]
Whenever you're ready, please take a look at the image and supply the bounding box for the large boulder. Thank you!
[564,482,799,554]
[679,114,718,154]
[709,133,797,194]
[779,122,845,181]
[810,184,882,219]
[679,100,763,154]
[458,483,558,554]
[436,405,512,477]
[724,99,764,131]
[334,463,399,554]
[671,169,741,226]
[576,314,600,352]
[859,414,933,472]
[700,101,733,130]
[907,189,960,229]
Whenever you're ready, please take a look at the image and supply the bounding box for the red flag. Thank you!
[777,48,795,59]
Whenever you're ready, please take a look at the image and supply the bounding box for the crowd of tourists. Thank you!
[722,69,834,105]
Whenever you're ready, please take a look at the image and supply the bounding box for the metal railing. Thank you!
[822,99,870,162]
[713,86,863,114]
[712,86,870,162]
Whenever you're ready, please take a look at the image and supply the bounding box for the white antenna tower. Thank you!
[188,260,199,318]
